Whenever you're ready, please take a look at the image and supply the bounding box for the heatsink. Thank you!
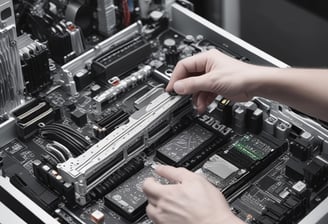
[0,0,24,115]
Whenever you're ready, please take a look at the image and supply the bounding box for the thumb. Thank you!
[173,73,215,95]
[155,165,193,183]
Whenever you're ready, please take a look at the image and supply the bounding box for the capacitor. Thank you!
[164,38,180,66]
[150,10,164,22]
[184,35,195,44]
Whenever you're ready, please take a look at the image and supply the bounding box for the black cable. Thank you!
[40,130,84,156]
[41,125,88,150]
[46,123,90,146]
[41,127,86,149]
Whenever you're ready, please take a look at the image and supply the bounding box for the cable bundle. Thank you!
[40,123,90,157]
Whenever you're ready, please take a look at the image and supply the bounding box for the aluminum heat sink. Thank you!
[0,0,24,115]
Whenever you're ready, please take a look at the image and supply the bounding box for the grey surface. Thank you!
[240,0,328,67]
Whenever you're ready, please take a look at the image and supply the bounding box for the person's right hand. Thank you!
[166,49,264,113]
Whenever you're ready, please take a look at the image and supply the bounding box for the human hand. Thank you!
[166,49,263,113]
[142,165,243,224]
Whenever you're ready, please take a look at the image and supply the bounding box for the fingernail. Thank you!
[173,81,184,94]
[152,163,158,170]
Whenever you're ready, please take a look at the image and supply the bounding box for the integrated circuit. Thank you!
[156,124,214,166]
[220,134,274,169]
[203,154,239,179]
[104,165,168,222]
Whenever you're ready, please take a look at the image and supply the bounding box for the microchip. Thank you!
[104,166,168,222]
[156,124,213,166]
[257,176,276,191]
[203,154,239,179]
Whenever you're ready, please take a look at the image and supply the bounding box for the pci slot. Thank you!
[94,110,130,138]
[92,37,152,78]
[86,152,124,185]
[127,137,144,155]
[148,120,169,138]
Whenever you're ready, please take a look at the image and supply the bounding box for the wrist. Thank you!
[245,65,281,99]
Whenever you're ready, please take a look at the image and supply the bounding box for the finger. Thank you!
[147,196,158,207]
[155,165,193,183]
[146,203,160,224]
[142,178,166,199]
[192,92,200,110]
[172,72,215,95]
[166,51,211,92]
[196,92,217,113]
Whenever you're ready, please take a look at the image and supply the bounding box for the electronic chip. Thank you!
[203,154,239,179]
[104,166,168,222]
[156,124,213,166]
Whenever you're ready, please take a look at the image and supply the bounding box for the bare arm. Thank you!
[166,49,328,122]
[249,67,328,121]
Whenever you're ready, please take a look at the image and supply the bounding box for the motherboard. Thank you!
[1,1,328,224]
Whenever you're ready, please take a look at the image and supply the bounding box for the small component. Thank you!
[304,158,327,190]
[184,35,195,44]
[275,121,291,140]
[156,124,213,166]
[91,84,102,97]
[65,21,85,56]
[285,158,305,181]
[90,210,105,224]
[64,101,76,111]
[164,44,180,66]
[279,188,290,199]
[163,38,176,48]
[292,181,307,194]
[248,108,263,134]
[150,10,164,21]
[216,98,233,125]
[233,106,246,133]
[108,76,120,86]
[70,109,87,127]
[263,116,278,135]
[290,140,312,161]
[74,69,92,91]
[203,154,239,179]
[257,176,276,191]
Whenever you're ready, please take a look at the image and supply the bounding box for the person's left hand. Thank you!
[142,165,243,224]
